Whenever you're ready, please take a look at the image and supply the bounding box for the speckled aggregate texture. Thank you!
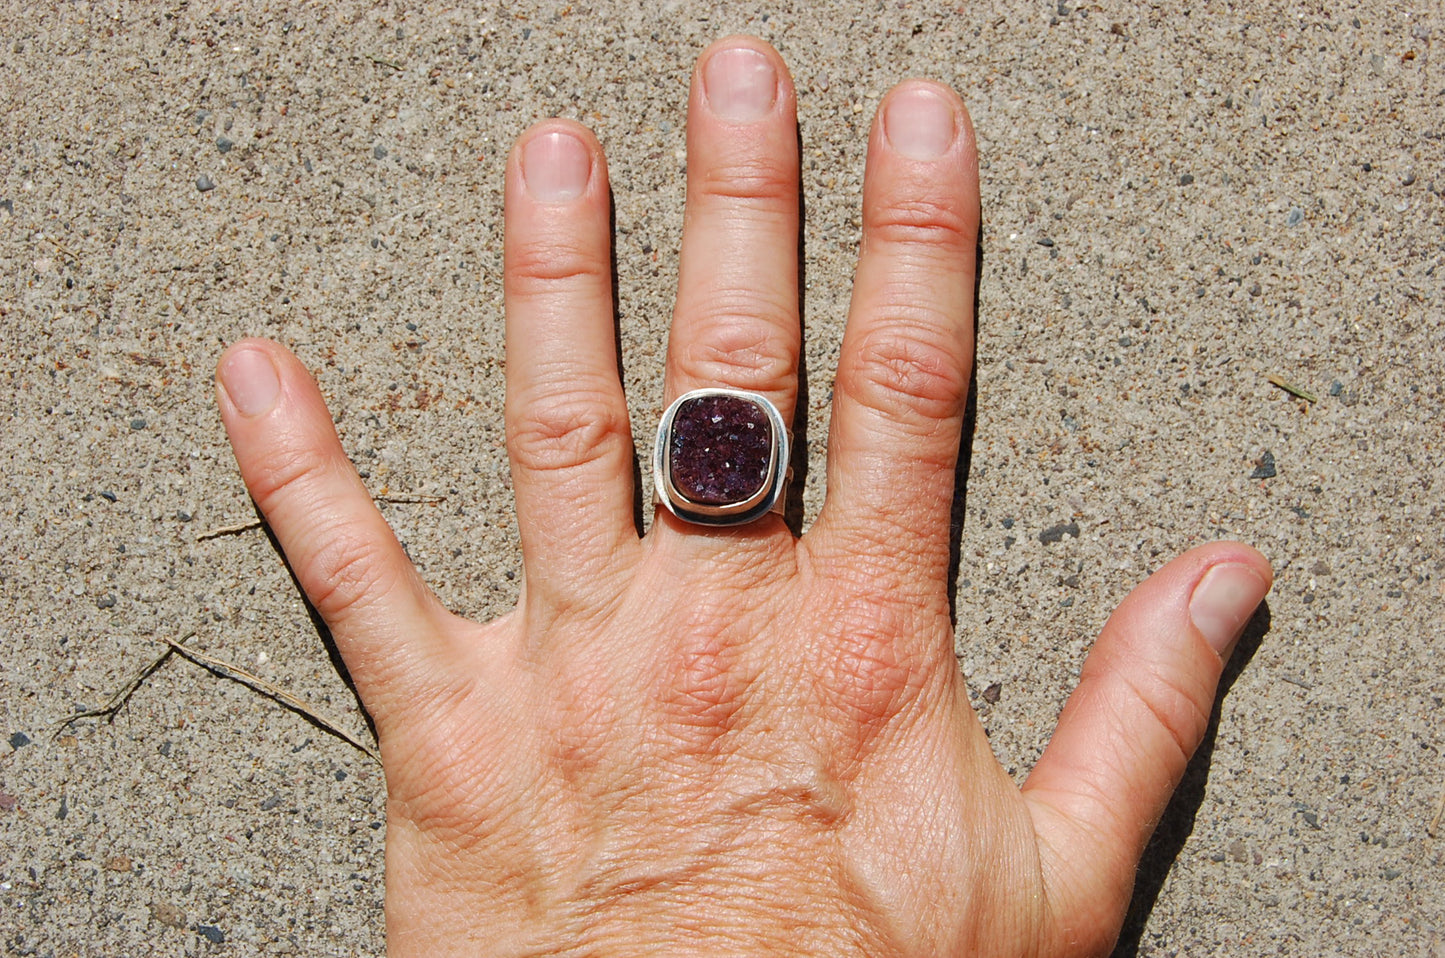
[1,1,1440,955]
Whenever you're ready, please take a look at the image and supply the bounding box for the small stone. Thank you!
[334,769,348,781]
[0,792,17,812]
[96,594,117,609]
[1401,172,1416,186]
[1286,207,1304,226]
[1178,173,1195,185]
[260,793,283,811]
[373,145,388,159]
[149,900,187,929]
[130,418,147,430]
[1383,866,1402,880]
[176,511,192,522]
[1227,838,1248,862]
[196,175,216,192]
[197,925,225,944]
[99,490,117,502]
[215,136,234,153]
[1039,520,1080,545]
[9,731,31,749]
[1328,380,1344,396]
[1250,450,1277,479]
[982,682,1003,704]
[668,395,773,505]
[104,854,133,872]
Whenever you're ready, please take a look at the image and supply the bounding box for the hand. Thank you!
[214,36,1271,958]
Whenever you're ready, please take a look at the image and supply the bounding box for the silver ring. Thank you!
[654,388,791,526]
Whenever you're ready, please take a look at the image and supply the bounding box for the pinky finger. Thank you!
[216,339,450,694]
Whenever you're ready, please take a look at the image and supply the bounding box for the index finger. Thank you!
[809,81,979,582]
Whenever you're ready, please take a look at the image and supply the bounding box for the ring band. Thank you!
[654,388,791,526]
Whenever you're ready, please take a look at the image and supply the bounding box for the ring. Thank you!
[654,388,791,526]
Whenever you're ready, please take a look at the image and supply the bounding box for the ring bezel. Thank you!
[653,387,790,526]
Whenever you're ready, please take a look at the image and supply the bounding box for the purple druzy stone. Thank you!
[668,395,773,505]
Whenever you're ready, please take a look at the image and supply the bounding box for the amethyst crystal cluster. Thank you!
[667,394,773,505]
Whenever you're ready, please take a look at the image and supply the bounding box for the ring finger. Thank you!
[664,36,801,430]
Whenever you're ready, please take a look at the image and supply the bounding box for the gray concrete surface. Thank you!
[1,1,1440,954]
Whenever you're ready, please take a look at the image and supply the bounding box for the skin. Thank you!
[215,37,1271,958]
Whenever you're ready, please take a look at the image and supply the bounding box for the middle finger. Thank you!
[665,36,801,422]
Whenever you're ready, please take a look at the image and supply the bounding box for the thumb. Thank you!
[1020,543,1271,953]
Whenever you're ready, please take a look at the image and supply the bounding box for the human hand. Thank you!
[214,36,1271,958]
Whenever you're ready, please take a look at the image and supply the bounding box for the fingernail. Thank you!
[218,346,281,418]
[883,86,957,160]
[1189,564,1269,657]
[703,46,777,122]
[522,130,591,203]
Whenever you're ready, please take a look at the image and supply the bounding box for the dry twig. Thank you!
[151,635,380,762]
[196,518,263,540]
[365,53,403,71]
[53,632,195,732]
[198,493,444,540]
[1265,374,1318,404]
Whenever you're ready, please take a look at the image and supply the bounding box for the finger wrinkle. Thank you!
[240,434,353,515]
[691,155,800,208]
[863,194,976,251]
[676,280,797,331]
[505,236,610,292]
[1101,664,1211,776]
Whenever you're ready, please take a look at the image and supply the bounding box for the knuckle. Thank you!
[304,527,397,624]
[866,195,974,252]
[814,588,942,745]
[238,442,410,627]
[842,321,968,426]
[508,387,631,476]
[654,626,751,758]
[677,301,797,393]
